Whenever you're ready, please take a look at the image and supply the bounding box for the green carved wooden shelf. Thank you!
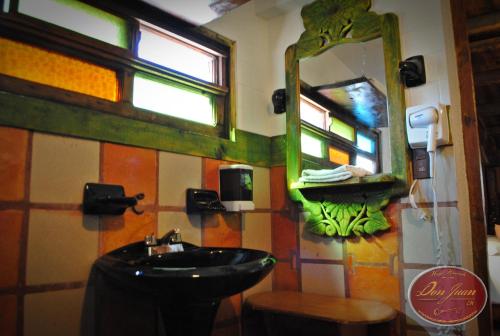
[301,195,391,238]
[285,0,409,238]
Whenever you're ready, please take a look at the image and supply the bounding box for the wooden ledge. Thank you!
[245,291,397,325]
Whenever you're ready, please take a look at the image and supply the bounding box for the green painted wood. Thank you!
[381,13,410,196]
[270,134,286,167]
[0,91,272,167]
[285,0,409,202]
[301,197,391,238]
[296,0,381,60]
[285,45,303,202]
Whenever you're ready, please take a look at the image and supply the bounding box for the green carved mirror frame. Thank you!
[285,0,410,238]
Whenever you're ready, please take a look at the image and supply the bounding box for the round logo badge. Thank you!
[408,266,487,326]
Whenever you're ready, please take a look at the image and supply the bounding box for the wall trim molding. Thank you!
[0,91,286,167]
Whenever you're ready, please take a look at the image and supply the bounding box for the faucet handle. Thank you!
[144,233,157,246]
[169,228,182,244]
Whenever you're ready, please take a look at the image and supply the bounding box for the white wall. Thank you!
[205,2,276,136]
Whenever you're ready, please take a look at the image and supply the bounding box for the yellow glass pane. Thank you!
[0,37,118,101]
[329,146,350,165]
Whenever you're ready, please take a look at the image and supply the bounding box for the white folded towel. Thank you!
[299,165,372,183]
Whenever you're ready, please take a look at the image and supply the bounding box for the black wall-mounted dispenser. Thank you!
[272,89,286,114]
[186,189,226,213]
[399,55,426,88]
[83,183,144,215]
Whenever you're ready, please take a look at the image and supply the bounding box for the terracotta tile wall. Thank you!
[0,125,458,336]
[271,165,405,327]
[0,126,273,336]
[271,165,463,335]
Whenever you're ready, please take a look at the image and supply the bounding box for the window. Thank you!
[18,0,129,48]
[357,132,375,154]
[300,95,329,130]
[329,146,350,165]
[356,154,376,174]
[137,23,220,84]
[0,0,232,137]
[330,118,355,142]
[133,74,215,126]
[300,91,380,173]
[301,133,323,158]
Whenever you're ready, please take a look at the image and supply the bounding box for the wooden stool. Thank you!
[243,291,398,336]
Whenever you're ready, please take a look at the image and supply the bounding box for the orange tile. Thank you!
[100,211,156,255]
[202,158,230,191]
[346,232,399,265]
[271,213,297,260]
[270,166,287,211]
[348,266,400,310]
[0,127,28,201]
[0,295,17,336]
[203,213,241,248]
[273,262,299,291]
[0,210,23,287]
[102,143,157,206]
[214,294,241,323]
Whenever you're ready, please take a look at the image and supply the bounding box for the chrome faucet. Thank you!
[145,228,183,255]
[160,228,182,245]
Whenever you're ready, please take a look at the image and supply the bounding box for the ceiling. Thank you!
[139,0,311,25]
[466,0,500,166]
[140,0,250,25]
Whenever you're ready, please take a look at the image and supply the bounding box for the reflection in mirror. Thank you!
[299,38,392,176]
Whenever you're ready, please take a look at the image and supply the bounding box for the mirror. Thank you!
[285,0,409,202]
[299,38,392,175]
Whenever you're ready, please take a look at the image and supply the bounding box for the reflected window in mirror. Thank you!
[300,95,329,130]
[300,85,381,173]
[301,133,323,158]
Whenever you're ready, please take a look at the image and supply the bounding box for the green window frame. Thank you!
[0,0,235,139]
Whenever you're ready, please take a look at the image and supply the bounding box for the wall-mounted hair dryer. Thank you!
[406,104,450,152]
[406,104,451,178]
[407,106,438,152]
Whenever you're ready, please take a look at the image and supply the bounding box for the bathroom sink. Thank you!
[95,241,276,300]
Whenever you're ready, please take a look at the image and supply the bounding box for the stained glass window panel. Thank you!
[301,133,323,158]
[0,37,118,101]
[329,146,350,165]
[18,0,128,48]
[356,155,376,174]
[330,118,355,142]
[133,74,215,126]
[138,24,217,83]
[300,95,328,130]
[357,132,375,154]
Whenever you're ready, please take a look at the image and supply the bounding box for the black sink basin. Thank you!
[94,241,275,335]
[95,241,275,300]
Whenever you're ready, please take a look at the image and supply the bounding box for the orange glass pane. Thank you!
[0,37,118,101]
[329,146,350,165]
